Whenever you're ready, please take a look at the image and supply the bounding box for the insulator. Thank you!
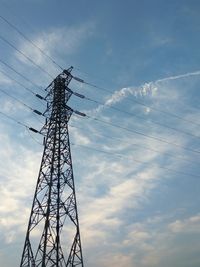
[73,76,84,83]
[74,110,86,117]
[63,69,69,75]
[45,82,53,91]
[73,92,85,98]
[65,87,73,94]
[36,94,44,100]
[29,127,39,133]
[33,110,43,116]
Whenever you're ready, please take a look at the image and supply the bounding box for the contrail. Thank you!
[88,70,200,115]
[156,70,200,83]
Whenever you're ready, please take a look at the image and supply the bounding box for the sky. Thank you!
[0,0,200,266]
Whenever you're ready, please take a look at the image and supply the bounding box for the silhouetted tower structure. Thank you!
[20,67,84,267]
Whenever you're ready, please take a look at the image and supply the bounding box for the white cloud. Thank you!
[66,75,200,266]
[0,125,41,245]
[70,125,91,145]
[76,149,174,249]
[15,22,95,74]
[0,71,13,85]
[115,212,200,267]
[1,42,200,267]
[168,214,200,233]
[0,2,200,265]
[88,69,200,116]
[97,253,134,267]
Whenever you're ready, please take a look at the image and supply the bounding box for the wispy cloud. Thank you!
[15,22,95,78]
[0,71,13,85]
[168,214,200,233]
[88,70,200,116]
[1,69,199,266]
[110,211,200,267]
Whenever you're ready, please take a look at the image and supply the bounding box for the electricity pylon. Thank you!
[20,67,84,267]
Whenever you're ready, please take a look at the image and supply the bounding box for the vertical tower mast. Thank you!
[20,67,84,267]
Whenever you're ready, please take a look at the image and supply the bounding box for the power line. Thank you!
[0,107,199,180]
[2,83,198,165]
[85,114,200,155]
[0,68,46,105]
[1,8,199,128]
[0,109,42,136]
[0,13,199,172]
[0,87,45,123]
[0,110,27,128]
[4,13,197,143]
[83,96,200,141]
[0,87,34,111]
[76,78,200,128]
[1,104,198,179]
[0,13,63,71]
[71,142,200,179]
[127,97,200,128]
[26,128,43,146]
[0,8,94,78]
[0,109,40,132]
[0,68,37,96]
[73,67,109,84]
[1,1,37,34]
[69,124,199,166]
[0,33,54,79]
[0,58,44,92]
[1,65,198,143]
[2,1,112,81]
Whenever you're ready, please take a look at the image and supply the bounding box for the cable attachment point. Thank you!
[33,110,43,116]
[29,127,39,133]
[65,87,85,99]
[73,76,84,83]
[73,91,85,99]
[63,67,73,75]
[36,94,45,100]
[74,110,86,117]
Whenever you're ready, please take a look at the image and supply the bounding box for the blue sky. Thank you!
[0,0,200,266]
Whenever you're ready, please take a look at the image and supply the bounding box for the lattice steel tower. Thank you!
[20,67,84,267]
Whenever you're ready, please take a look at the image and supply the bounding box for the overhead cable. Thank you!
[0,68,43,98]
[0,109,41,134]
[0,14,63,71]
[83,96,200,140]
[85,114,200,155]
[69,124,199,166]
[74,77,200,128]
[0,58,44,92]
[0,33,54,79]
[0,87,45,121]
[0,87,33,110]
[71,142,200,179]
